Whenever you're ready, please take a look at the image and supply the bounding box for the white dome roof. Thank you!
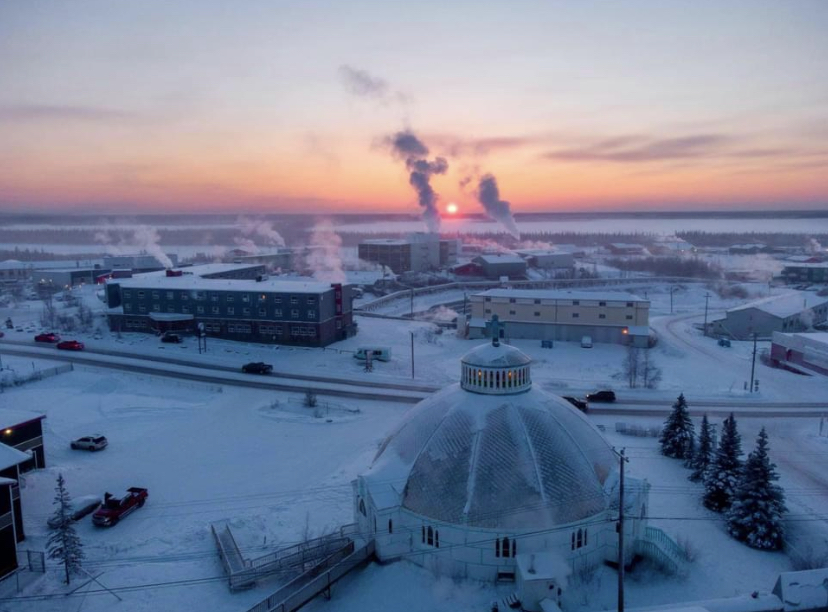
[365,381,617,531]
[461,343,532,369]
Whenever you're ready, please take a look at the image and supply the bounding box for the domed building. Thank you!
[353,322,652,601]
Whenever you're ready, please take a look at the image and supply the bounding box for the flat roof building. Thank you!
[782,263,828,284]
[709,292,828,340]
[469,288,649,346]
[105,264,355,347]
[771,332,828,376]
[472,254,528,280]
[514,249,575,270]
[358,233,458,274]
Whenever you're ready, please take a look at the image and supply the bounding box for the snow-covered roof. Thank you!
[112,275,335,294]
[728,292,828,319]
[0,443,30,472]
[773,568,828,610]
[360,239,410,246]
[0,476,16,486]
[461,342,532,369]
[364,378,616,530]
[475,254,526,265]
[475,288,647,303]
[782,262,828,269]
[134,263,262,279]
[0,409,46,429]
[0,259,28,270]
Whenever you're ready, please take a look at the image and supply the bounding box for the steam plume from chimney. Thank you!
[388,130,448,233]
[305,219,346,284]
[476,173,520,239]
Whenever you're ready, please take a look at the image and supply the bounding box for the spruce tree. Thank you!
[683,432,696,469]
[727,427,787,550]
[47,474,84,584]
[659,393,695,459]
[703,413,742,512]
[689,414,713,482]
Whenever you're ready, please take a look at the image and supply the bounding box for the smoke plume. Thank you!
[306,219,346,284]
[94,224,173,268]
[476,173,520,239]
[388,130,448,233]
[235,217,286,254]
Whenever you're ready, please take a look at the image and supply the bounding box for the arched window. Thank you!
[388,519,393,534]
[421,526,425,543]
[512,539,516,557]
[427,526,434,546]
[358,499,366,516]
[640,505,646,519]
[571,533,576,550]
[501,536,510,558]
[435,530,439,548]
[583,528,588,546]
[373,517,377,533]
[576,528,583,548]
[495,538,500,558]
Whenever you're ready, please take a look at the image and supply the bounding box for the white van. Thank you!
[354,347,392,362]
[580,336,593,348]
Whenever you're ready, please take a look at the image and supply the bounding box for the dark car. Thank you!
[47,495,102,529]
[57,340,85,351]
[563,396,589,412]
[35,332,61,343]
[586,390,616,403]
[70,435,108,451]
[160,332,182,343]
[242,362,273,375]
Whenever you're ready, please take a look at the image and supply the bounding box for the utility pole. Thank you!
[703,292,711,337]
[410,289,414,318]
[617,447,628,612]
[750,333,757,393]
[410,331,415,379]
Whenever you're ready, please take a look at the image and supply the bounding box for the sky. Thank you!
[0,0,826,216]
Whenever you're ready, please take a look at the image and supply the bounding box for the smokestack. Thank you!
[388,130,448,233]
[476,174,520,239]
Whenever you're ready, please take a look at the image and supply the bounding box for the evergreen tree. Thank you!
[689,414,713,482]
[47,474,84,584]
[727,427,787,550]
[703,413,743,512]
[683,432,696,469]
[659,393,695,459]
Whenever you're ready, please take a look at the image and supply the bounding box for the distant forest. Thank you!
[676,231,828,248]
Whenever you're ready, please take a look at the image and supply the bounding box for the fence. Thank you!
[636,526,689,576]
[0,363,73,390]
[21,550,45,573]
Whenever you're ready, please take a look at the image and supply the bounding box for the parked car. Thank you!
[92,488,148,526]
[70,435,108,451]
[35,332,60,343]
[57,340,85,351]
[580,336,593,348]
[353,347,392,362]
[718,338,731,348]
[242,362,273,374]
[0,331,4,339]
[47,495,102,528]
[563,396,589,412]
[586,390,617,403]
[160,332,182,344]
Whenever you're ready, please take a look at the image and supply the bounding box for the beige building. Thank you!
[469,288,650,346]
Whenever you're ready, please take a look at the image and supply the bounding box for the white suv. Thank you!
[70,435,108,451]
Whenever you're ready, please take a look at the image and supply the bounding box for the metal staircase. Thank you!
[635,526,689,575]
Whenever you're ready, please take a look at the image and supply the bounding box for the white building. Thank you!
[353,331,664,606]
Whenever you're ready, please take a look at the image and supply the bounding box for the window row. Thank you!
[462,366,530,390]
[123,289,318,305]
[571,527,588,550]
[421,526,440,548]
[123,303,316,319]
[495,536,516,558]
[490,297,637,308]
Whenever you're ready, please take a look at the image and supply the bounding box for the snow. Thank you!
[0,443,30,471]
[728,291,828,318]
[113,274,333,293]
[475,288,647,302]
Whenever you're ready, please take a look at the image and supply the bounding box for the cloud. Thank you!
[544,134,732,163]
[0,104,137,123]
[338,65,409,106]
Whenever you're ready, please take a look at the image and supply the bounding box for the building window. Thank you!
[358,499,366,516]
[485,308,491,314]
[258,308,266,316]
[166,291,174,300]
[427,526,434,546]
[534,299,541,304]
[501,536,511,558]
[576,529,583,548]
[227,307,235,315]
[336,320,342,329]
[509,298,516,303]
[152,303,161,312]
[197,306,204,314]
[307,297,316,305]
[421,526,425,543]
[626,315,633,320]
[226,295,235,302]
[196,292,205,301]
[291,309,299,318]
[485,297,491,302]
[167,305,175,313]
[181,293,189,301]
[599,301,606,306]
[572,313,579,318]
[307,310,315,319]
[291,296,299,305]
[274,297,282,304]
[182,306,190,314]
[534,312,541,317]
[138,305,146,313]
[137,291,145,299]
[242,294,250,303]
[388,519,393,534]
[275,309,282,317]
[509,310,516,315]
[259,294,267,302]
[626,302,634,307]
[212,306,220,314]
[123,290,131,299]
[124,303,133,312]
[243,308,251,316]
[572,300,579,305]
[152,291,159,300]
[599,314,606,319]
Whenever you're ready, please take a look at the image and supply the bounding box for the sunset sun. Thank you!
[446,202,459,215]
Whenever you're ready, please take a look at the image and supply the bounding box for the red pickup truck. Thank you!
[92,488,148,526]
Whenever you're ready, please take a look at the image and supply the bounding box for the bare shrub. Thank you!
[675,534,699,562]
